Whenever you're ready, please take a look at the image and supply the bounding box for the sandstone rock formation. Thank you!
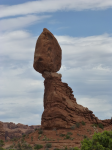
[0,122,40,140]
[33,28,62,74]
[0,121,5,140]
[33,28,112,130]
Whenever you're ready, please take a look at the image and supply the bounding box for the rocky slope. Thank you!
[2,122,112,150]
[0,121,41,140]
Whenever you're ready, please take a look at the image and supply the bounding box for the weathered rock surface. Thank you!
[0,121,5,140]
[41,73,112,129]
[33,28,62,74]
[33,28,112,130]
[0,122,41,140]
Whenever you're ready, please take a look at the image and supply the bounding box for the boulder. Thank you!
[33,28,62,73]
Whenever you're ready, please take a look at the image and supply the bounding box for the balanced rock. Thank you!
[33,28,111,130]
[33,28,62,74]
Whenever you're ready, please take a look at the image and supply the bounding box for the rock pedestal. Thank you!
[41,72,99,129]
[33,28,111,130]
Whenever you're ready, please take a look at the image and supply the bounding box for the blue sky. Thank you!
[0,0,112,126]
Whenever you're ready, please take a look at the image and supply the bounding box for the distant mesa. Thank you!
[33,28,111,130]
[0,121,40,141]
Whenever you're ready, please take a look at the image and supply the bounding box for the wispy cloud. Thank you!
[0,0,112,18]
[0,15,51,31]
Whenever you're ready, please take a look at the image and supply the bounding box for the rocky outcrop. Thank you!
[0,121,5,140]
[33,28,62,74]
[41,72,112,129]
[33,28,112,130]
[0,122,41,140]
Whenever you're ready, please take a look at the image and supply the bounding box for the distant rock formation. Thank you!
[0,122,41,140]
[0,121,5,140]
[33,28,112,130]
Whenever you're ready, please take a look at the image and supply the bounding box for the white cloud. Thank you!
[0,15,51,31]
[56,34,112,70]
[0,0,112,18]
[0,30,37,60]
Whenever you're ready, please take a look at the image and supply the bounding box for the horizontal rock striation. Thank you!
[41,72,112,129]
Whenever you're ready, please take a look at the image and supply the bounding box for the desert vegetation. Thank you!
[1,121,112,150]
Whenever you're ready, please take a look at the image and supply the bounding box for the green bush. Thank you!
[35,128,37,131]
[59,133,65,137]
[22,134,26,137]
[98,123,104,129]
[34,144,43,149]
[64,134,71,139]
[21,138,24,143]
[53,148,60,150]
[73,130,112,150]
[81,121,85,125]
[75,122,80,128]
[38,129,43,134]
[0,140,4,147]
[46,143,52,148]
[91,123,97,127]
[0,147,5,150]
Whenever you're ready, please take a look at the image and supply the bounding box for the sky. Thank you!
[0,0,112,126]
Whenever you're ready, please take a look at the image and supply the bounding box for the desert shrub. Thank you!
[73,130,112,150]
[0,148,5,150]
[53,148,60,150]
[60,133,65,137]
[17,142,21,148]
[63,146,79,150]
[22,134,26,138]
[75,122,80,128]
[21,138,24,143]
[34,144,43,149]
[0,140,4,147]
[46,143,52,148]
[70,125,75,130]
[91,123,97,127]
[98,123,104,129]
[64,134,71,139]
[67,132,73,135]
[68,148,79,150]
[38,128,43,134]
[81,121,85,125]
[35,128,37,131]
